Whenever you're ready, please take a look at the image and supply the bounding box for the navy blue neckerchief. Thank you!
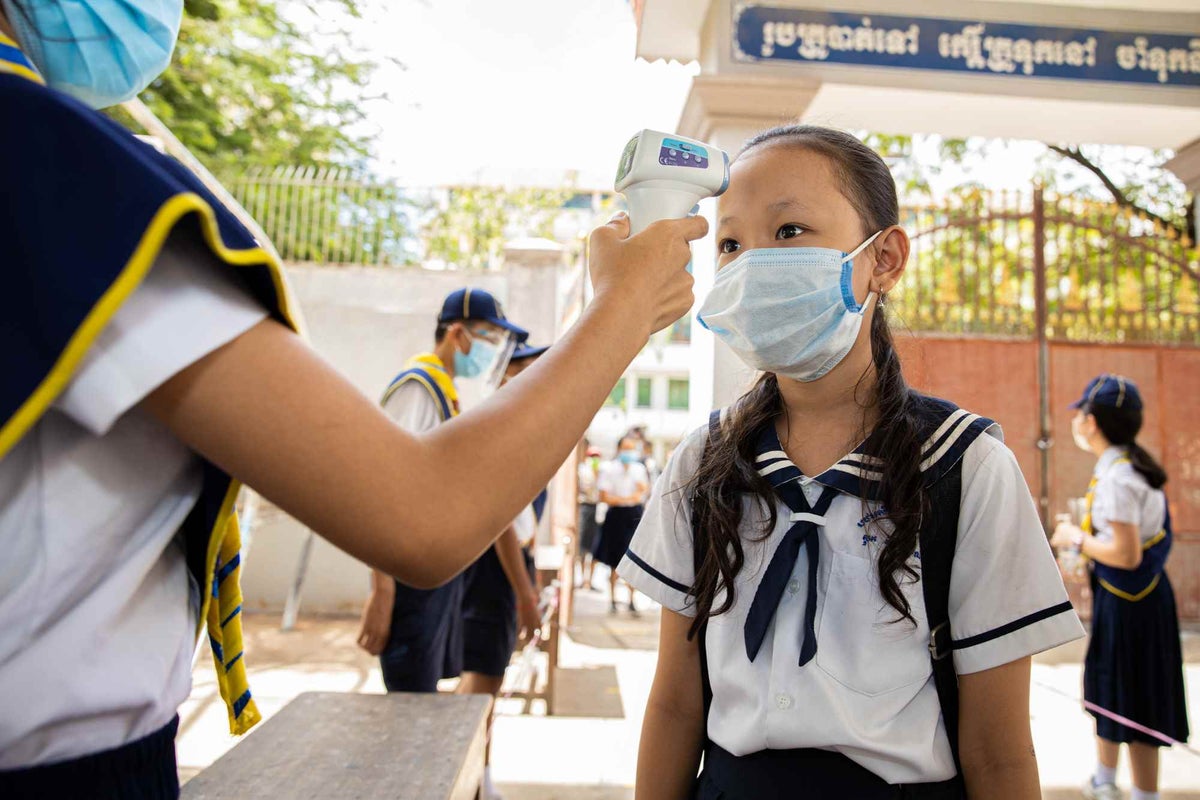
[744,420,839,666]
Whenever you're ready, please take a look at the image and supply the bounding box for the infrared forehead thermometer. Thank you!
[615,129,729,235]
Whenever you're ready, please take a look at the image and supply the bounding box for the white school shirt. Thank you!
[381,380,445,436]
[0,230,268,769]
[1088,446,1167,544]
[619,416,1085,784]
[597,460,649,503]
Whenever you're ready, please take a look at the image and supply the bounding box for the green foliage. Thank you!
[421,185,576,271]
[864,132,970,198]
[869,134,1193,241]
[109,0,377,174]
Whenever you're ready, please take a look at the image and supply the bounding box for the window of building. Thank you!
[636,377,653,408]
[605,379,625,408]
[667,378,690,410]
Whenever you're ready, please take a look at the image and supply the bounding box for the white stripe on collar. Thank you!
[758,460,796,477]
[828,463,884,481]
[919,413,981,471]
[840,453,884,468]
[756,450,789,463]
[920,408,971,456]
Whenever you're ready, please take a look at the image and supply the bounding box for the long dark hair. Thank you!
[1082,402,1168,489]
[687,125,926,638]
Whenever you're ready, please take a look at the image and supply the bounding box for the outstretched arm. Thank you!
[143,215,706,588]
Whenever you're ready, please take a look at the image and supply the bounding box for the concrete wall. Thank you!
[241,250,566,615]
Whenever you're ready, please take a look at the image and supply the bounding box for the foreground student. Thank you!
[1051,375,1188,800]
[619,125,1084,800]
[0,2,705,792]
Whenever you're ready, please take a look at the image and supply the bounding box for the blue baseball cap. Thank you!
[438,287,528,341]
[512,343,549,361]
[1069,374,1143,411]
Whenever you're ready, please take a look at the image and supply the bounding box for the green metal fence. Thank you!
[894,187,1199,345]
[226,166,416,267]
[225,168,1199,345]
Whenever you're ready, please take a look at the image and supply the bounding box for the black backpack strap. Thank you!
[919,466,965,779]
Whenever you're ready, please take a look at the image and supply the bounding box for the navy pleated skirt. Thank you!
[593,505,643,569]
[693,744,964,799]
[1,716,180,799]
[1084,571,1190,746]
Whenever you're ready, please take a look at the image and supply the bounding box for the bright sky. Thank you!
[350,0,699,188]
[339,0,1170,201]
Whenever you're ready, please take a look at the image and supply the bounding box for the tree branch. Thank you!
[1048,144,1190,242]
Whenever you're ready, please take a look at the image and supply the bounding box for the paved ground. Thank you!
[178,577,1200,798]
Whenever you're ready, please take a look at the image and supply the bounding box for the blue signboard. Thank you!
[732,5,1200,87]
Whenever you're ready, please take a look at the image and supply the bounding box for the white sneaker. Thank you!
[1082,779,1124,800]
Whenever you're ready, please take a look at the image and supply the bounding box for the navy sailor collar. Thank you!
[750,394,997,500]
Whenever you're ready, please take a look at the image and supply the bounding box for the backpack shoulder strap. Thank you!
[381,366,454,421]
[920,463,965,777]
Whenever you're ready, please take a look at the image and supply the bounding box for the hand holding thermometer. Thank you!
[614,129,730,235]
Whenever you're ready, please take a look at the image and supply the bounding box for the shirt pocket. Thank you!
[816,550,931,696]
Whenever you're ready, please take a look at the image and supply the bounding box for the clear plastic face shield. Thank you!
[455,325,518,410]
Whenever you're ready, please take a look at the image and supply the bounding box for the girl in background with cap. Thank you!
[1051,375,1188,800]
[0,1,704,793]
[620,125,1084,800]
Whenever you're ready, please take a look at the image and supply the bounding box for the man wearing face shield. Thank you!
[0,0,704,792]
[356,289,526,693]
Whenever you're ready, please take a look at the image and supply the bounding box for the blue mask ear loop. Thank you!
[839,230,884,312]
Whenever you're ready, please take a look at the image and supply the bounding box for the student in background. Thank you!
[576,444,603,591]
[459,343,549,800]
[356,288,525,693]
[593,436,649,614]
[1051,375,1188,800]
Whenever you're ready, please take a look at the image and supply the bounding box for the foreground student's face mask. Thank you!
[698,231,882,382]
[3,0,182,108]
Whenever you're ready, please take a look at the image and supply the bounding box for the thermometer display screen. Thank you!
[615,134,640,185]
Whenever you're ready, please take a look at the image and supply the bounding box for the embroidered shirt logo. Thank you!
[857,507,888,528]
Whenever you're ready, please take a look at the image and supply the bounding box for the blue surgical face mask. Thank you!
[618,450,639,465]
[453,333,499,379]
[697,231,882,382]
[3,0,182,108]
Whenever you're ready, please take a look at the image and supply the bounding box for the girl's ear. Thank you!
[871,225,910,295]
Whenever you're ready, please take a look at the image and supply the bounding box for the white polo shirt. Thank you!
[1088,446,1167,544]
[0,230,267,768]
[597,460,649,503]
[619,411,1084,784]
